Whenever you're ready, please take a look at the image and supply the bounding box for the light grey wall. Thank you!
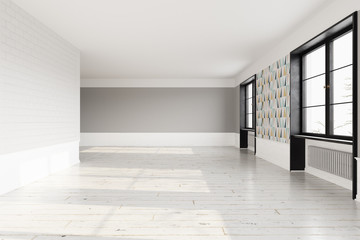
[235,85,240,133]
[81,88,236,133]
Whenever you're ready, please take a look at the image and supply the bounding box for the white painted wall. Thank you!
[236,0,360,85]
[0,141,79,195]
[0,0,80,194]
[256,138,290,170]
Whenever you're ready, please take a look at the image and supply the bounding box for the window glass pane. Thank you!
[303,45,325,79]
[246,83,252,99]
[303,106,325,134]
[246,114,252,128]
[332,103,352,136]
[332,31,352,70]
[246,99,252,114]
[303,75,325,107]
[331,66,352,104]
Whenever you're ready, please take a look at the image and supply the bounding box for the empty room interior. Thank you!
[2,0,360,239]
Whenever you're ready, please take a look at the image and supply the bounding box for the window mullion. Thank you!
[252,80,256,130]
[325,42,332,136]
[245,88,248,128]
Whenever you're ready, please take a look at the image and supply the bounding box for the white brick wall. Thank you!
[0,0,80,194]
[0,0,80,155]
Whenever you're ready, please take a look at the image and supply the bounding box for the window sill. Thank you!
[292,134,353,145]
[240,128,255,132]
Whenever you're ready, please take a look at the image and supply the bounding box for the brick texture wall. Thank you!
[0,0,80,154]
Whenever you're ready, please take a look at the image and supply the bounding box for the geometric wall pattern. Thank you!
[256,54,290,143]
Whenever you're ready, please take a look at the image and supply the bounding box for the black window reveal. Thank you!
[290,12,358,199]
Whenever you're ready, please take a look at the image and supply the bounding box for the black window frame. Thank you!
[245,81,255,129]
[300,24,355,141]
[240,75,256,131]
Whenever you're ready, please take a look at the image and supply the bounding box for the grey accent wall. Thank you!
[81,88,236,133]
[235,85,240,133]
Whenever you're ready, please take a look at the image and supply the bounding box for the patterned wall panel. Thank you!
[256,55,290,143]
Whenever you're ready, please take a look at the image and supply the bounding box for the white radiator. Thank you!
[307,146,352,180]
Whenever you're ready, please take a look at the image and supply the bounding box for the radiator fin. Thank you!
[307,146,352,180]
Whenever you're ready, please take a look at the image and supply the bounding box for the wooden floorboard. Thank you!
[0,146,359,240]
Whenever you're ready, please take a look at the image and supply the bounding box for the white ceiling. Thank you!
[13,0,331,79]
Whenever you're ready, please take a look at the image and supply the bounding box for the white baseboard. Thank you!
[81,78,236,88]
[0,141,79,195]
[80,133,236,147]
[306,166,352,190]
[256,138,290,170]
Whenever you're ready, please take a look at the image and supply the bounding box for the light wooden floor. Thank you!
[0,147,360,240]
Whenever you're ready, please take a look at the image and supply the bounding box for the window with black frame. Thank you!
[302,30,353,138]
[245,81,254,129]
